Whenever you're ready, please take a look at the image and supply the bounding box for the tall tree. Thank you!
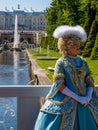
[42,0,98,56]
[82,0,96,35]
[82,0,98,57]
[90,33,98,59]
[82,20,98,57]
[46,0,59,36]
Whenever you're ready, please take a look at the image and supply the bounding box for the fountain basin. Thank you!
[0,51,31,85]
[10,48,21,52]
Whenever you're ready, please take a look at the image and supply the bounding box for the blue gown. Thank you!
[34,55,98,130]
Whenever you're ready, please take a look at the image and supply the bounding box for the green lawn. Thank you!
[28,48,98,85]
[86,58,98,85]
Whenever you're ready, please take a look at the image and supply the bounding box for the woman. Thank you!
[34,25,98,130]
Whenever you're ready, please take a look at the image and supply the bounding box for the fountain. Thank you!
[39,46,41,53]
[37,45,58,60]
[33,46,48,56]
[11,15,21,51]
[0,14,33,130]
[14,15,18,48]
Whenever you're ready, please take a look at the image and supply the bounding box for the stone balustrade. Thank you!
[0,85,98,130]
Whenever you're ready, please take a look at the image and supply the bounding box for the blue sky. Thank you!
[0,0,52,11]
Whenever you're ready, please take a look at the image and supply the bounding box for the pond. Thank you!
[0,50,31,85]
[0,50,31,130]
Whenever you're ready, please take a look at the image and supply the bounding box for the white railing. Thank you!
[0,85,50,130]
[0,85,98,130]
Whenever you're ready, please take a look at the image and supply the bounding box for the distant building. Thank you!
[0,7,46,46]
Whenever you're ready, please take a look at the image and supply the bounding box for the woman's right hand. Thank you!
[77,96,90,105]
[77,87,93,105]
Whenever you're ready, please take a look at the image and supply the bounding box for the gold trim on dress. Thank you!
[57,80,66,91]
[86,74,95,88]
[59,113,66,130]
[53,73,65,82]
[88,105,98,125]
[92,97,98,103]
[46,80,65,100]
[58,101,77,130]
[63,58,86,95]
[47,96,69,105]
[40,109,62,115]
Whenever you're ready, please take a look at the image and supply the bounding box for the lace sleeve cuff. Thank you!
[53,73,65,82]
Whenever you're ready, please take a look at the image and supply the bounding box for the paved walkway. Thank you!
[26,50,53,85]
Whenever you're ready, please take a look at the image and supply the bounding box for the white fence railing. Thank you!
[0,85,98,130]
[0,85,50,130]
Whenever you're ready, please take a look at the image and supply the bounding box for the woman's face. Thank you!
[66,39,80,57]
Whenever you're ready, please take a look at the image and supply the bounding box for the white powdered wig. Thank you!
[53,25,87,42]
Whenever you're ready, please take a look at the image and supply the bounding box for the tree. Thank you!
[46,0,59,36]
[90,33,98,59]
[40,0,98,56]
[82,0,96,34]
[82,20,98,57]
